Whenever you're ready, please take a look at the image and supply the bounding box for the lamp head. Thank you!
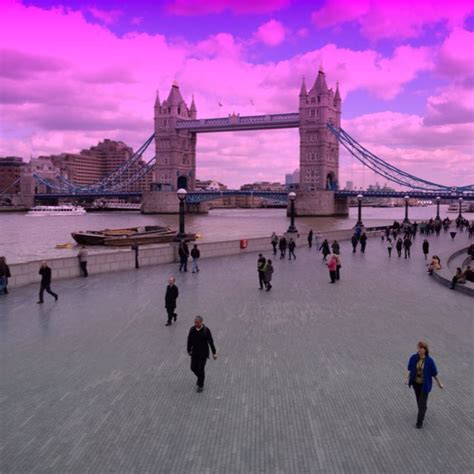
[177,188,187,201]
[288,192,296,201]
[436,196,441,202]
[357,194,363,200]
[459,197,463,202]
[404,195,410,200]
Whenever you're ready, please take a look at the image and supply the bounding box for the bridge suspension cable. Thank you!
[327,124,473,193]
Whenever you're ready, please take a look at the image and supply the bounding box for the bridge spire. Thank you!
[190,94,197,119]
[154,90,161,107]
[299,76,307,97]
[334,82,341,105]
[313,67,328,92]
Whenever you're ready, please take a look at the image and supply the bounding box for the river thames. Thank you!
[0,204,460,264]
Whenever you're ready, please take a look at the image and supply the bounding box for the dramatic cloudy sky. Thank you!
[0,0,473,188]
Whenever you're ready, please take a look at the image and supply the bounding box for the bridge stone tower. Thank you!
[294,68,348,216]
[143,82,207,213]
[154,82,197,191]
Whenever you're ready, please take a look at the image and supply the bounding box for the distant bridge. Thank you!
[35,189,474,203]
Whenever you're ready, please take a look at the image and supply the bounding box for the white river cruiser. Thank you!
[27,205,86,216]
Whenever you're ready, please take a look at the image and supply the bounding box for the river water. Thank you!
[0,205,460,263]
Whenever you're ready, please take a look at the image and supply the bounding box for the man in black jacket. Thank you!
[257,254,266,289]
[165,277,179,326]
[37,261,58,304]
[187,316,217,392]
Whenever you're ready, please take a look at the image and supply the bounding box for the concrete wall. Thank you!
[7,228,379,289]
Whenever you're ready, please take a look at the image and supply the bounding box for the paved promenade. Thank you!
[1,231,472,474]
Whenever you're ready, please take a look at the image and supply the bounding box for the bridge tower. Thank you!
[154,82,197,191]
[143,83,207,213]
[295,68,348,216]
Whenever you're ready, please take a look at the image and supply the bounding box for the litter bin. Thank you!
[240,239,248,249]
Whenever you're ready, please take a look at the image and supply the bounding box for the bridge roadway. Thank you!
[34,189,474,202]
[1,232,472,473]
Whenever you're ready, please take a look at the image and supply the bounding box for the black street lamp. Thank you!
[458,197,463,219]
[356,194,363,227]
[403,195,410,224]
[287,192,298,233]
[175,188,187,241]
[435,196,441,221]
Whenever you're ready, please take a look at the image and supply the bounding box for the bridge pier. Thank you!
[289,191,348,217]
[141,191,209,214]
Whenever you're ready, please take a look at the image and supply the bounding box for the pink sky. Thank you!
[0,0,473,188]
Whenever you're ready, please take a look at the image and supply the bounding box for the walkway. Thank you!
[1,231,472,473]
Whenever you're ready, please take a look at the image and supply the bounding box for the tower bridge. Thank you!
[29,67,473,212]
[144,68,344,215]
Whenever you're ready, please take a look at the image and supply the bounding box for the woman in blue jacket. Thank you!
[406,341,444,429]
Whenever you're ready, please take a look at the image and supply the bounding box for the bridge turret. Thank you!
[299,77,308,103]
[154,90,161,110]
[334,83,341,127]
[190,95,197,119]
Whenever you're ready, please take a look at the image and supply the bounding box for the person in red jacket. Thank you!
[327,254,338,283]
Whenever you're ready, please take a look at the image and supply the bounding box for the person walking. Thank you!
[187,316,217,393]
[77,246,88,277]
[359,233,367,253]
[396,238,403,258]
[178,241,189,272]
[37,261,58,304]
[288,238,296,260]
[257,254,266,290]
[307,230,313,248]
[164,277,179,326]
[331,240,340,255]
[351,234,358,253]
[386,238,393,258]
[327,254,338,283]
[278,236,287,260]
[405,341,444,429]
[0,257,11,295]
[422,239,429,260]
[191,244,200,273]
[271,232,278,255]
[335,253,342,280]
[403,237,412,259]
[319,239,330,261]
[131,242,139,269]
[264,259,274,291]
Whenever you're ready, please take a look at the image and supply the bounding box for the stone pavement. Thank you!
[1,231,472,474]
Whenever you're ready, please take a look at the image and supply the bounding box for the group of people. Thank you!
[257,254,274,291]
[163,276,217,392]
[450,265,474,290]
[270,233,297,260]
[178,241,201,273]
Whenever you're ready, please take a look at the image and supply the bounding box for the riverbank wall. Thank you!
[6,228,381,289]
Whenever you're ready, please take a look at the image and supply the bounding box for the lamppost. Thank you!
[287,192,298,233]
[175,188,187,241]
[403,195,410,224]
[458,197,463,220]
[435,196,441,221]
[356,194,363,227]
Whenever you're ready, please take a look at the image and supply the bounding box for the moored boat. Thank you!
[71,225,195,246]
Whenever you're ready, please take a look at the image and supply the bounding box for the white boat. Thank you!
[27,205,86,216]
